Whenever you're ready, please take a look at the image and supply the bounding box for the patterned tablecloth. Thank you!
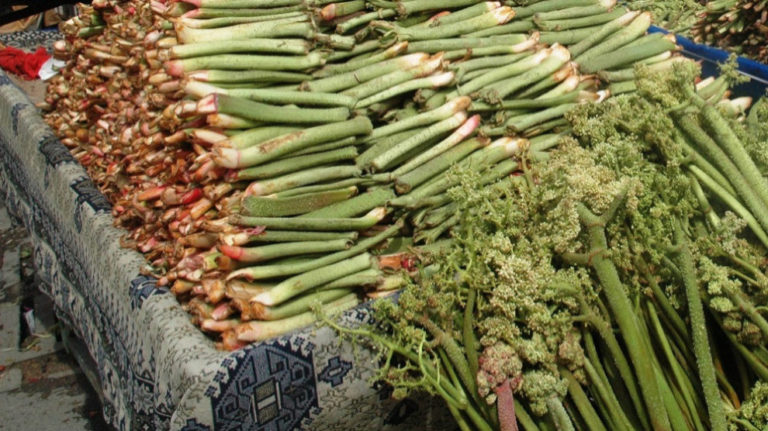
[0,69,452,430]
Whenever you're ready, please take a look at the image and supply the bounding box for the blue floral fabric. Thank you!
[0,68,452,431]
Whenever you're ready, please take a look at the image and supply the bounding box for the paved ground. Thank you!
[0,52,111,430]
[0,200,110,430]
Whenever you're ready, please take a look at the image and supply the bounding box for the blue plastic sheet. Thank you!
[649,25,768,98]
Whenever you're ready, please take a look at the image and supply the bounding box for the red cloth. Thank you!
[0,46,51,80]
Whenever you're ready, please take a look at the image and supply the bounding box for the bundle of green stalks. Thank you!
[47,0,768,428]
[628,0,768,64]
[326,63,768,430]
[624,0,705,33]
[51,0,692,349]
[690,0,768,63]
[133,0,688,350]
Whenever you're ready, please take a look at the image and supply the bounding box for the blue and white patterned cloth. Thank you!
[0,69,453,431]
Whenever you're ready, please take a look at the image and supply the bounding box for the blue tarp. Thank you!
[649,25,768,98]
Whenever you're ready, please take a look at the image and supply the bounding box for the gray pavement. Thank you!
[0,200,109,430]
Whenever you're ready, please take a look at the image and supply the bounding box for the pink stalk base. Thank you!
[320,4,337,20]
[495,378,520,431]
[178,0,202,7]
[196,94,218,115]
[166,60,185,77]
[219,245,245,260]
[182,8,202,18]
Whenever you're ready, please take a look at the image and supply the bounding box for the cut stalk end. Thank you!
[166,59,185,77]
[212,146,240,169]
[196,94,219,115]
[320,3,337,20]
[493,6,517,24]
[550,43,572,63]
[429,71,456,87]
[187,70,210,81]
[448,96,473,113]
[185,81,226,99]
[219,245,244,260]
[457,114,482,136]
[178,0,202,7]
[398,52,431,69]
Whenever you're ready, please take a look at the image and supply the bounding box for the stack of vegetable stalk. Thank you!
[328,66,768,430]
[43,0,768,429]
[44,0,685,349]
[622,0,704,33]
[628,0,768,64]
[134,0,682,349]
[690,0,768,63]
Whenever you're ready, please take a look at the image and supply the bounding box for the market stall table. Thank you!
[0,68,450,430]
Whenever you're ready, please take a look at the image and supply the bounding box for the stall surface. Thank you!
[0,63,449,431]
